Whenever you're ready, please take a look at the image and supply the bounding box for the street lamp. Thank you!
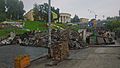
[48,0,52,58]
[48,0,52,47]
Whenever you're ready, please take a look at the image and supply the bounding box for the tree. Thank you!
[6,0,17,20]
[39,3,49,22]
[33,3,59,22]
[71,15,80,23]
[6,0,25,20]
[18,1,25,19]
[105,20,120,31]
[33,4,40,21]
[0,0,25,21]
[0,0,6,22]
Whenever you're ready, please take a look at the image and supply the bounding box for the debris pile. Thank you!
[87,30,115,45]
[16,29,87,49]
[50,29,69,61]
[68,30,87,49]
[51,41,69,61]
[0,32,16,46]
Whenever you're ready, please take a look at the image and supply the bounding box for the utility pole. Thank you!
[119,10,120,17]
[48,0,52,58]
[48,0,51,47]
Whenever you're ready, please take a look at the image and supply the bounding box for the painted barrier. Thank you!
[14,55,30,68]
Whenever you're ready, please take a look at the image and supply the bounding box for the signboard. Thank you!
[88,22,93,27]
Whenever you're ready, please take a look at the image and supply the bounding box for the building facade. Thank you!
[59,13,71,23]
[24,9,34,21]
[80,18,89,23]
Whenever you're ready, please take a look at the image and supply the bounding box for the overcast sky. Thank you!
[22,0,120,20]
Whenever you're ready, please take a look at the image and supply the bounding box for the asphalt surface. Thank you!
[29,46,120,68]
[0,45,48,68]
[0,43,120,68]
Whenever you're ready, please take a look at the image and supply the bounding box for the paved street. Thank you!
[0,44,120,68]
[29,46,120,68]
[0,45,48,68]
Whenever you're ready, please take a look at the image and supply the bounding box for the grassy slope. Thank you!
[0,21,80,38]
[24,21,47,31]
[0,21,47,38]
[0,29,27,38]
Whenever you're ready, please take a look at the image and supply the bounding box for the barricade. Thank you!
[14,55,30,68]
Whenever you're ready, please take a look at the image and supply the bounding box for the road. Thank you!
[29,46,120,68]
[0,44,120,68]
[0,45,48,68]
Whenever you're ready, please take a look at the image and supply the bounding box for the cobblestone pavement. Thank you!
[29,46,120,68]
[0,45,48,68]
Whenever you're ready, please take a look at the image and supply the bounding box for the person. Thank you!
[86,36,90,44]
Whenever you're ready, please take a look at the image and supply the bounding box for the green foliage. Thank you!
[0,13,6,22]
[71,15,80,23]
[105,20,120,31]
[18,1,25,19]
[69,24,80,31]
[0,0,25,21]
[0,0,6,12]
[6,0,25,20]
[33,4,40,21]
[0,0,6,22]
[33,3,59,22]
[51,23,67,30]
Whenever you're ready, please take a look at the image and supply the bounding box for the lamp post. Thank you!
[48,0,52,58]
[48,0,51,47]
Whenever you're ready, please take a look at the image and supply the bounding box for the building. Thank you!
[80,18,89,23]
[24,10,71,23]
[59,13,71,23]
[24,9,34,21]
[24,9,59,22]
